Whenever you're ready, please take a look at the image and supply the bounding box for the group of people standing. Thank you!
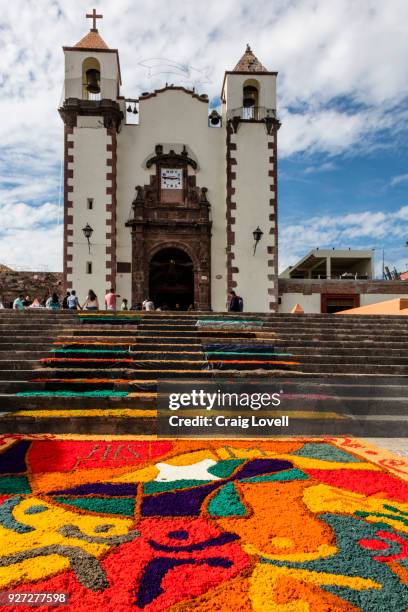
[60,288,126,311]
[8,288,244,312]
[11,288,127,312]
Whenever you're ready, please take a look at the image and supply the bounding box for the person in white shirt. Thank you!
[82,290,99,310]
[67,290,81,310]
[142,298,155,311]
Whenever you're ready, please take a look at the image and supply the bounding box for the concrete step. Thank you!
[0,415,156,435]
[2,377,408,394]
[285,347,408,356]
[50,351,205,360]
[1,393,406,413]
[298,363,408,374]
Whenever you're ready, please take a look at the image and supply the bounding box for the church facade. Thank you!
[59,15,280,311]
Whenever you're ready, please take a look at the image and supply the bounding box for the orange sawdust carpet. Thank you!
[0,435,407,611]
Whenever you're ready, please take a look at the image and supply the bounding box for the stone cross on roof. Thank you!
[86,8,103,31]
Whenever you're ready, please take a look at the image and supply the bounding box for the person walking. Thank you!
[105,288,120,311]
[67,290,81,310]
[46,293,60,310]
[13,295,25,310]
[83,290,99,311]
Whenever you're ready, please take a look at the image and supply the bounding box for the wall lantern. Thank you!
[82,223,94,253]
[253,226,264,254]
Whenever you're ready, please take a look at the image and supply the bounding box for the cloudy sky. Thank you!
[0,0,407,274]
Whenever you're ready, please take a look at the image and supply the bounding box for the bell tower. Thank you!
[222,46,280,311]
[59,10,123,297]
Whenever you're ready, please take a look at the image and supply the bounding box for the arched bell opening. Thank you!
[242,79,260,119]
[82,57,101,100]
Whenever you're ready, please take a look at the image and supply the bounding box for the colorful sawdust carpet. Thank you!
[0,436,407,611]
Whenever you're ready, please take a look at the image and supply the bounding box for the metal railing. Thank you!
[226,106,277,121]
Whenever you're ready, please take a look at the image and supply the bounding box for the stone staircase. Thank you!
[0,310,407,434]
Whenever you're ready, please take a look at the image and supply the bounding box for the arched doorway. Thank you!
[149,247,194,310]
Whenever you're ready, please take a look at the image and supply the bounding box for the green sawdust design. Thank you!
[264,513,408,611]
[144,479,212,494]
[54,497,135,516]
[16,391,129,397]
[0,476,31,494]
[239,468,308,483]
[355,510,408,527]
[207,482,247,517]
[207,460,244,478]
[293,442,362,463]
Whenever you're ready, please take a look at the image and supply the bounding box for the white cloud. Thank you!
[304,161,337,174]
[1,0,407,160]
[0,225,62,271]
[279,204,408,274]
[390,173,408,187]
[0,0,407,270]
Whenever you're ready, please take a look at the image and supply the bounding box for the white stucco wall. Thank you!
[279,292,408,313]
[116,89,227,310]
[279,293,321,313]
[68,122,110,304]
[233,123,273,312]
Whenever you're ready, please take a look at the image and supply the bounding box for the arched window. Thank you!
[82,58,101,101]
[242,79,260,119]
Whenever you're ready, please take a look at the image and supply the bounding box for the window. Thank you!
[87,198,94,210]
[86,262,92,274]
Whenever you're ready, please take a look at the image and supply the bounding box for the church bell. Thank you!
[85,68,101,94]
[243,85,258,108]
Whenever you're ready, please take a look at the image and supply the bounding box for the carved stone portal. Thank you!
[125,146,212,310]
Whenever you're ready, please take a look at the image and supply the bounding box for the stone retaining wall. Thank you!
[0,271,63,307]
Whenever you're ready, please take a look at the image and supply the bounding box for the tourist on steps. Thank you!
[29,298,42,308]
[67,290,81,310]
[105,288,120,311]
[13,295,24,310]
[142,298,154,311]
[83,290,99,311]
[121,298,129,311]
[228,290,243,312]
[46,293,60,310]
[62,291,70,309]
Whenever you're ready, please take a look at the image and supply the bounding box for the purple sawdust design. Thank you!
[51,483,137,497]
[135,557,233,608]
[141,459,294,517]
[168,530,189,540]
[233,458,293,480]
[0,441,31,474]
[142,483,220,516]
[148,531,238,553]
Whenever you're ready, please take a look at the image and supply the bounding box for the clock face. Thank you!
[161,168,183,190]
